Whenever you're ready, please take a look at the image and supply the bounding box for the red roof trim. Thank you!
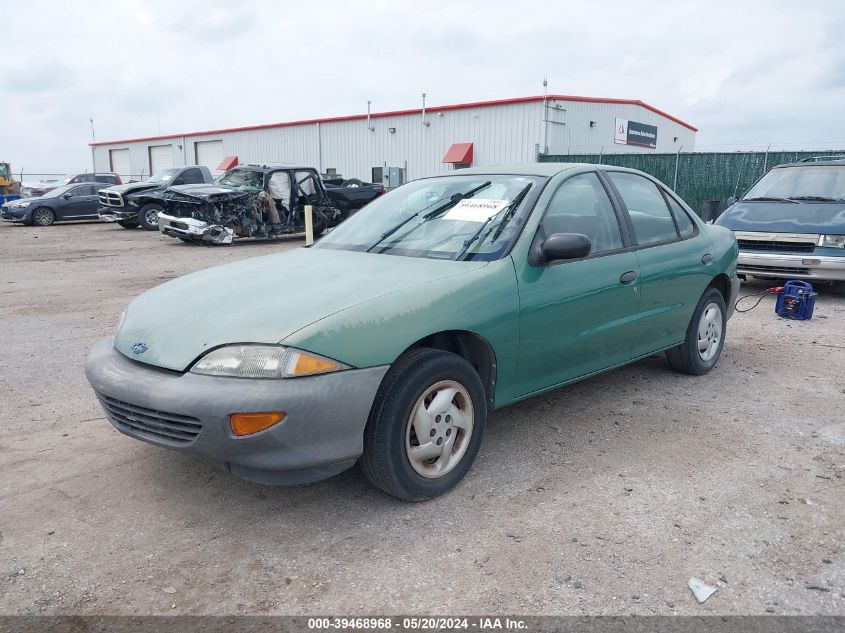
[90,94,697,146]
[443,142,474,164]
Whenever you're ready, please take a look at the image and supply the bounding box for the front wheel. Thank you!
[666,287,726,375]
[138,203,163,231]
[31,207,56,226]
[360,348,487,501]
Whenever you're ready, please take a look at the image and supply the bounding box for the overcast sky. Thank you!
[4,0,845,174]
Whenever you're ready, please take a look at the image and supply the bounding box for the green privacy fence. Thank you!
[538,150,845,216]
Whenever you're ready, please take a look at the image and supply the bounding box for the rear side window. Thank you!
[665,193,696,237]
[541,173,623,254]
[607,172,679,245]
[95,174,116,184]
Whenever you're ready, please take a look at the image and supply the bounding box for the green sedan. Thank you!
[85,163,740,500]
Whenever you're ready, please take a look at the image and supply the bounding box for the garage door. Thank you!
[109,149,131,182]
[194,140,224,169]
[148,144,174,175]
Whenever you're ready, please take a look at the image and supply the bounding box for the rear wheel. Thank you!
[138,203,163,230]
[360,348,487,501]
[32,207,56,226]
[666,287,726,375]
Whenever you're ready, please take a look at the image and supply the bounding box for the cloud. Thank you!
[3,0,845,173]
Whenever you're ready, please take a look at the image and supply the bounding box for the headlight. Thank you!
[190,345,349,378]
[10,201,30,209]
[819,234,845,248]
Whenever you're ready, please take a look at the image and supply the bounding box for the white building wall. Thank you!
[92,98,696,182]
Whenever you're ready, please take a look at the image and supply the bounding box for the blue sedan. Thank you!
[1,183,109,226]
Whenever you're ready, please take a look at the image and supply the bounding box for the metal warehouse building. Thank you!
[90,94,697,185]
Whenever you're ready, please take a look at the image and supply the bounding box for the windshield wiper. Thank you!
[788,196,845,202]
[454,184,533,261]
[366,181,491,253]
[743,196,799,203]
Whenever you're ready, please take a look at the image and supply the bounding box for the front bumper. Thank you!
[1,211,28,223]
[158,213,234,244]
[738,251,845,282]
[85,338,388,485]
[99,206,138,222]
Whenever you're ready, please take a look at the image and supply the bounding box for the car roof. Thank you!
[240,163,316,171]
[776,158,845,168]
[425,162,648,178]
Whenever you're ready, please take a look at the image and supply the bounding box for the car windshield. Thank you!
[315,174,545,260]
[0,164,9,180]
[44,184,77,198]
[744,165,845,201]
[147,168,181,185]
[217,168,265,191]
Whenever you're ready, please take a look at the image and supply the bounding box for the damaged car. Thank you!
[157,164,380,244]
[86,163,739,500]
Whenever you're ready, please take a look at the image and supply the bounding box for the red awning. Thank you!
[442,142,473,164]
[217,155,238,170]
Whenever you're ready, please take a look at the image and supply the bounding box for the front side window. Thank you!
[541,173,623,254]
[315,174,545,260]
[608,172,679,245]
[181,168,204,184]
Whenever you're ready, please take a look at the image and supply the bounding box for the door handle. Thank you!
[701,253,714,265]
[619,270,638,284]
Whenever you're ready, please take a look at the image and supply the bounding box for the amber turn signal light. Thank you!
[289,352,341,376]
[230,411,286,436]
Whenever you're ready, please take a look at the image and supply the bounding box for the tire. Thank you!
[360,348,487,501]
[31,207,55,226]
[117,220,139,229]
[138,203,163,231]
[666,286,727,375]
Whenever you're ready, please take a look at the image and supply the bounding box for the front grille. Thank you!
[99,191,123,208]
[740,264,810,275]
[737,239,815,254]
[97,394,202,445]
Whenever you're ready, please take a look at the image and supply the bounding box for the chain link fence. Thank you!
[538,150,845,216]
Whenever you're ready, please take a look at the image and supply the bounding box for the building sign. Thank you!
[614,118,658,149]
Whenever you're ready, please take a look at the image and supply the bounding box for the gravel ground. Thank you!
[0,221,843,616]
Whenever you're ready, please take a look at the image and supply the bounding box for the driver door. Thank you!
[515,171,640,396]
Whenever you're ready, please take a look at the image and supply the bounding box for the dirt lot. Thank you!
[1,221,843,616]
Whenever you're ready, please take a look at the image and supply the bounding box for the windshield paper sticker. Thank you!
[444,199,509,223]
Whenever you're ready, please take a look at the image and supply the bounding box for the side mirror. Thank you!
[61,193,72,199]
[726,196,737,207]
[540,233,591,264]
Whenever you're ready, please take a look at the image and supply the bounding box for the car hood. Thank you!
[114,247,487,371]
[166,184,255,201]
[717,201,845,234]
[104,182,160,195]
[3,196,38,205]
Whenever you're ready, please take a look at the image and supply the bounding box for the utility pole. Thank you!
[90,117,96,172]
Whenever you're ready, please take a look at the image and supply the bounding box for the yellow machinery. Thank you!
[0,161,21,196]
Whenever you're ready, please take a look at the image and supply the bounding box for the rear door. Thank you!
[515,171,640,396]
[603,171,714,357]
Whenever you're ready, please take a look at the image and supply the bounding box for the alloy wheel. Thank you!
[33,208,54,226]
